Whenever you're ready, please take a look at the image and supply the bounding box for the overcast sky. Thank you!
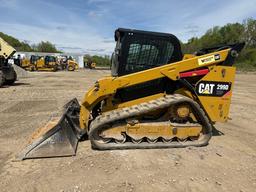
[0,0,255,55]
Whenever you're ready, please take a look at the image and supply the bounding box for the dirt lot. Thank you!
[0,69,255,192]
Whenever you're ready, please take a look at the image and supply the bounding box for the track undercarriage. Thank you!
[89,94,212,150]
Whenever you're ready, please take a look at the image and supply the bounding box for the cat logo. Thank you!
[198,83,215,94]
[196,81,231,97]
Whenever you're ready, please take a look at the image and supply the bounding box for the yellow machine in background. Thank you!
[67,58,79,71]
[20,55,40,71]
[18,28,245,160]
[57,55,79,71]
[20,55,58,71]
[87,61,96,69]
[22,55,78,72]
[20,58,30,69]
[31,55,58,71]
[84,57,96,69]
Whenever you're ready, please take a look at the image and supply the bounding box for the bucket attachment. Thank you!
[17,98,85,160]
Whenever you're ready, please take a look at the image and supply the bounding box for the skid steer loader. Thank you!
[0,37,17,87]
[17,28,244,160]
[67,57,79,71]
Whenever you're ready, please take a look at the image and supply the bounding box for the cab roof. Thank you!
[114,28,180,42]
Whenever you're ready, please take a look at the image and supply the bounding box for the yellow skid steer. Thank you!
[17,28,245,160]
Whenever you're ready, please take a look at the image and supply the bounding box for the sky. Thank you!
[0,0,255,55]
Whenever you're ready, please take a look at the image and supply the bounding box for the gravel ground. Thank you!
[0,69,255,192]
[12,64,30,79]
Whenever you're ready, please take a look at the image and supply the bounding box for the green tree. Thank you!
[219,23,244,44]
[183,18,256,70]
[0,32,61,53]
[0,32,34,51]
[243,18,256,48]
[184,23,245,53]
[34,41,60,53]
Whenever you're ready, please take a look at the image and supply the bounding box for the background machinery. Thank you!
[18,28,244,160]
[0,37,17,87]
[19,56,31,70]
[31,55,58,72]
[19,55,58,71]
[66,56,79,71]
[28,55,41,71]
[19,55,40,71]
[87,60,96,69]
[84,57,96,69]
[58,55,79,71]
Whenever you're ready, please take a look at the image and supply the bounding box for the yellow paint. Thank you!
[196,66,236,122]
[0,37,16,59]
[67,60,79,71]
[79,48,232,130]
[183,54,195,60]
[102,122,202,140]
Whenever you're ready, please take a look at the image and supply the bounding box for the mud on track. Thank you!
[0,70,255,192]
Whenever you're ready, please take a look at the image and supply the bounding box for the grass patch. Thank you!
[235,62,256,72]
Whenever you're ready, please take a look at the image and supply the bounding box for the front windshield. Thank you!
[123,37,174,74]
[46,56,56,62]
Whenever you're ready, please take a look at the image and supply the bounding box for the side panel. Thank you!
[196,66,236,122]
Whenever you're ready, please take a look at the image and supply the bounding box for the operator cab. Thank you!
[111,28,183,76]
[45,56,56,65]
[30,55,41,64]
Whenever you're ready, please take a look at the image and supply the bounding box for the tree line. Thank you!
[84,54,111,67]
[0,32,60,53]
[182,18,256,70]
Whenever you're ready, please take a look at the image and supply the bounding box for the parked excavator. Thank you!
[0,37,17,87]
[18,28,244,160]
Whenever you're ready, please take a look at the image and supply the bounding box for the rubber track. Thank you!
[88,94,212,150]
